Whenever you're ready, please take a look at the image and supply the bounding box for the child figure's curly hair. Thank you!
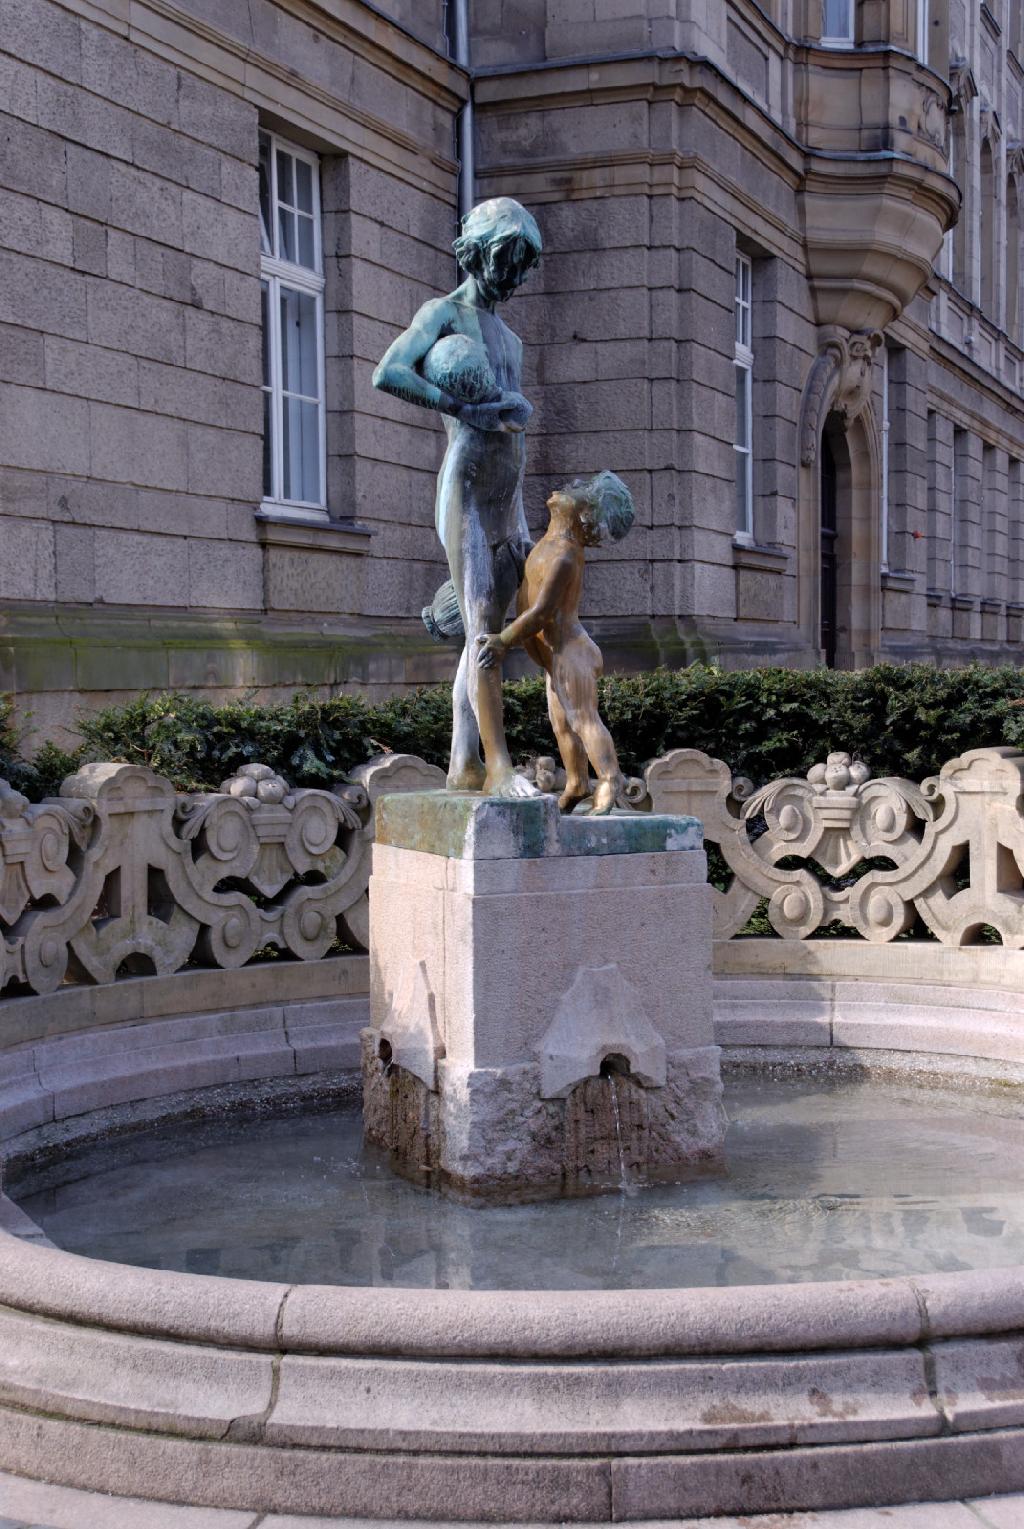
[564,470,635,543]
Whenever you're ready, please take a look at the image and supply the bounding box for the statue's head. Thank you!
[453,198,542,304]
[551,471,635,547]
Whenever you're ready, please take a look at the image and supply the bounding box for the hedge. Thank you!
[4,662,1024,803]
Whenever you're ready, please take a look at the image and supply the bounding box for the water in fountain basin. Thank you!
[10,1074,1024,1290]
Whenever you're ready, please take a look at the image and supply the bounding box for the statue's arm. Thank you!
[372,299,457,414]
[476,554,574,667]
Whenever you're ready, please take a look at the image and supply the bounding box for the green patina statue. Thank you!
[372,197,542,798]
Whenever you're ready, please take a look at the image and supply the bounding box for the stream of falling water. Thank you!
[608,1076,637,1197]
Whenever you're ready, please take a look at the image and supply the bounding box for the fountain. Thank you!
[2,743,1024,1519]
[0,197,1023,1523]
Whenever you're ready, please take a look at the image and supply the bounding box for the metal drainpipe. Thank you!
[453,0,474,223]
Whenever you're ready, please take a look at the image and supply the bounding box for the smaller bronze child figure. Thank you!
[476,471,635,815]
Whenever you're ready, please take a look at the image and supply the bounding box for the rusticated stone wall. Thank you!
[0,0,463,745]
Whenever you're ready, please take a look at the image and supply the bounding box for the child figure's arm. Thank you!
[475,552,574,668]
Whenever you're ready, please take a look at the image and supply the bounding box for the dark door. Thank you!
[820,433,838,668]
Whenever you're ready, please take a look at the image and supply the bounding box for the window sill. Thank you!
[255,510,374,555]
[732,539,789,572]
[926,588,949,606]
[980,597,1003,613]
[951,594,977,611]
[881,569,916,591]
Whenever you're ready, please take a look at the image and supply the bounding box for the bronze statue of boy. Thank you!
[476,471,635,816]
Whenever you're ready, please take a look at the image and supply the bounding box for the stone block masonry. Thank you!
[364,791,725,1201]
[0,0,464,737]
[0,0,262,632]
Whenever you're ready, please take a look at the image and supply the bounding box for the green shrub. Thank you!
[3,662,1024,801]
[0,697,16,780]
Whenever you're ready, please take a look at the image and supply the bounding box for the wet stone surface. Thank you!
[9,1075,1024,1291]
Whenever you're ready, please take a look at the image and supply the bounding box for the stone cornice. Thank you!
[477,146,805,269]
[473,50,800,170]
[927,345,1024,452]
[474,52,804,185]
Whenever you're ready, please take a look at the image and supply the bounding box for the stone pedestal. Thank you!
[363,792,724,1202]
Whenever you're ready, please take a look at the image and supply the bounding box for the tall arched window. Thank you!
[1007,174,1020,341]
[980,138,996,313]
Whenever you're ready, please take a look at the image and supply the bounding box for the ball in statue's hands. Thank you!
[421,334,500,404]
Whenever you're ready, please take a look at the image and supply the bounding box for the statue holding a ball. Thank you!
[372,197,542,797]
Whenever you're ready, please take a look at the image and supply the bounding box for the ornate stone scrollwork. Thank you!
[4,744,1022,997]
[0,780,92,992]
[645,747,936,941]
[799,327,883,466]
[0,753,445,997]
[848,747,1024,947]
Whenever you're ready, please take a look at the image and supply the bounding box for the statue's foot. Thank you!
[447,759,486,792]
[483,766,541,800]
[590,779,618,815]
[558,782,591,814]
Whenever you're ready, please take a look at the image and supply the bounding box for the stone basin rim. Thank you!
[0,1227,1020,1357]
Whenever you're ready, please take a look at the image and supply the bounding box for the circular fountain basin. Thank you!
[11,1076,1024,1292]
[0,968,1024,1522]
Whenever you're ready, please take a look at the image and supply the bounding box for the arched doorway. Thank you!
[820,431,838,667]
[803,408,880,669]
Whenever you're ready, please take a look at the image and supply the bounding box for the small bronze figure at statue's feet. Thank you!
[372,198,542,798]
[476,471,635,815]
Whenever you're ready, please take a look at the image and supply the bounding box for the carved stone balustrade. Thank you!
[644,745,1024,947]
[0,753,444,998]
[3,743,1023,1002]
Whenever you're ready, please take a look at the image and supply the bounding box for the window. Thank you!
[259,130,326,517]
[951,110,968,290]
[1008,175,1020,341]
[821,0,854,46]
[733,253,754,542]
[980,138,996,314]
[879,345,890,573]
[926,409,943,591]
[952,427,969,595]
[1010,459,1024,606]
[916,0,929,64]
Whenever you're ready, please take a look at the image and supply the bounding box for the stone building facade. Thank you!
[0,0,1018,742]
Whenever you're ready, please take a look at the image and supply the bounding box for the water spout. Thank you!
[603,1065,638,1197]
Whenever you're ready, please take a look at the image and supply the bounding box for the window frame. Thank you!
[259,129,328,522]
[916,0,929,64]
[734,253,755,544]
[820,0,855,48]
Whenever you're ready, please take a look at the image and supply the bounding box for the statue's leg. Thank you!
[546,674,591,814]
[448,645,485,791]
[440,469,485,791]
[462,533,537,798]
[554,638,622,815]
